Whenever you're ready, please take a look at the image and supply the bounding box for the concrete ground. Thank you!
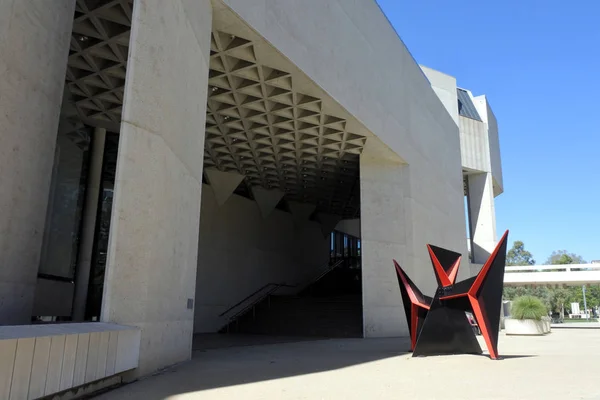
[552,321,600,329]
[95,330,600,400]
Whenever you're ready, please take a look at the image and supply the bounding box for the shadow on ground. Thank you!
[496,354,536,360]
[98,335,411,399]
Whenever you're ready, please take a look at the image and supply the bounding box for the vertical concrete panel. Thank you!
[0,339,17,399]
[101,0,212,376]
[59,334,77,391]
[9,338,35,400]
[420,66,459,126]
[105,331,118,377]
[360,142,412,337]
[0,0,76,324]
[84,332,100,383]
[96,331,109,379]
[28,336,51,399]
[114,329,141,374]
[44,335,65,396]
[468,172,497,264]
[72,334,89,387]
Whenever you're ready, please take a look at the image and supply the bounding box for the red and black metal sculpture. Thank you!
[393,230,509,359]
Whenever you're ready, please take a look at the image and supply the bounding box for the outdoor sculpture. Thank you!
[393,230,509,359]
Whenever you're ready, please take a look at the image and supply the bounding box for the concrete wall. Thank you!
[467,172,497,263]
[459,116,490,173]
[216,0,469,336]
[359,144,412,336]
[474,96,503,193]
[0,323,139,399]
[194,185,330,333]
[422,68,503,196]
[101,0,212,376]
[0,0,75,324]
[420,66,459,126]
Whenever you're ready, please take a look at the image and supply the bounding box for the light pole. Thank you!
[582,285,588,320]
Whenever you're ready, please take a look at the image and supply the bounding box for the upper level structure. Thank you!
[421,67,504,266]
[504,264,600,286]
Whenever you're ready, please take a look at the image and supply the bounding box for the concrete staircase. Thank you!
[224,294,363,338]
[220,262,363,338]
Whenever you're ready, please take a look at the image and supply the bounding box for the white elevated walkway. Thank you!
[504,264,600,286]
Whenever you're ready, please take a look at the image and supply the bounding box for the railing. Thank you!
[219,282,295,318]
[299,259,345,293]
[504,264,600,286]
[219,259,346,332]
[505,264,600,273]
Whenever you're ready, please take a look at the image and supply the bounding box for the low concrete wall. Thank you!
[505,319,550,336]
[0,323,140,399]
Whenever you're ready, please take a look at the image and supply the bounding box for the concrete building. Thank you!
[420,67,504,272]
[0,0,503,397]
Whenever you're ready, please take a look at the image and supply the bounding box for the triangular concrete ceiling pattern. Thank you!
[251,187,285,218]
[204,30,367,218]
[64,5,368,218]
[204,169,245,206]
[65,0,133,128]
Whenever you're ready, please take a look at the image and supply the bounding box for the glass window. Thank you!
[38,126,92,279]
[85,133,119,321]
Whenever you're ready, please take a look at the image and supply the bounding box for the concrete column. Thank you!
[0,1,75,324]
[359,142,413,337]
[467,172,497,264]
[72,128,106,321]
[100,0,212,376]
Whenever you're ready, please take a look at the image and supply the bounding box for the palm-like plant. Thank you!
[511,296,547,321]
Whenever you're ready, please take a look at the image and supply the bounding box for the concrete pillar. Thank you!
[72,128,106,321]
[359,142,413,337]
[0,1,75,324]
[100,0,212,376]
[467,172,497,264]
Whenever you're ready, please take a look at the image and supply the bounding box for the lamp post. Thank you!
[582,285,588,320]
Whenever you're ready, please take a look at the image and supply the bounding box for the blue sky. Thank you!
[377,0,600,264]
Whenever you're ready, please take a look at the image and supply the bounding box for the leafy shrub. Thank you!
[511,296,547,320]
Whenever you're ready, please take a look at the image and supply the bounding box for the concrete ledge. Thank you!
[0,322,140,399]
[552,322,600,329]
[505,319,549,336]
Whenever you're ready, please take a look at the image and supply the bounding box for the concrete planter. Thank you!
[541,316,552,333]
[505,318,547,335]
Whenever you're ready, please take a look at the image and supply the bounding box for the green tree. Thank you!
[546,250,586,265]
[506,241,535,266]
[549,287,570,318]
[503,286,528,300]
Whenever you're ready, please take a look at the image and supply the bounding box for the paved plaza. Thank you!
[94,329,600,400]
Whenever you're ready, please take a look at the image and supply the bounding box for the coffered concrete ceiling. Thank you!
[62,0,383,218]
[66,0,132,127]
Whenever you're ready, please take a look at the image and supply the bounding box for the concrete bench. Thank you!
[0,322,140,400]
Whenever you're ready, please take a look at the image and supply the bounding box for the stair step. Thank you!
[223,293,363,337]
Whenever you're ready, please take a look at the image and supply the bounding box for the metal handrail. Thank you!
[225,285,288,327]
[219,283,295,317]
[299,259,345,292]
[219,259,347,331]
